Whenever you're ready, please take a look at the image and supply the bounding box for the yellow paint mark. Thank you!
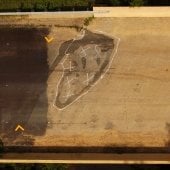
[44,36,54,43]
[15,125,24,132]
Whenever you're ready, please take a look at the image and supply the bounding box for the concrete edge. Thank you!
[1,153,170,164]
[93,7,170,17]
[0,11,94,18]
[1,7,170,18]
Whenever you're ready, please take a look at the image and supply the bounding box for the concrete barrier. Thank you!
[93,7,170,17]
[1,153,170,164]
[1,7,170,18]
[0,11,93,18]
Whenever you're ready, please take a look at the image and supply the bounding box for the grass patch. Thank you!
[0,0,89,12]
[83,15,94,27]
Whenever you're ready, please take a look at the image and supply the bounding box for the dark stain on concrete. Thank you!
[53,29,115,109]
[0,27,49,146]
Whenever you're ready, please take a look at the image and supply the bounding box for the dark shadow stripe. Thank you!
[2,146,170,153]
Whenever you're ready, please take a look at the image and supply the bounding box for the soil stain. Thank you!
[52,29,114,109]
[0,27,49,146]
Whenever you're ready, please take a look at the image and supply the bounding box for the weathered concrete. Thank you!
[1,8,170,162]
[94,7,170,17]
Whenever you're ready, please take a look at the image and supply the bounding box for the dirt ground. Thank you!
[1,14,170,149]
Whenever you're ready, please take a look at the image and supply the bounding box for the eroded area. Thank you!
[53,30,118,109]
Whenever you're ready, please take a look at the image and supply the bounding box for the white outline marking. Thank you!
[83,73,94,86]
[65,76,71,89]
[64,77,77,88]
[95,45,101,58]
[79,46,91,58]
[53,30,120,110]
[60,54,69,69]
[62,91,75,101]
[80,46,88,53]
[69,61,74,71]
[73,30,85,41]
[49,39,75,68]
[60,54,75,71]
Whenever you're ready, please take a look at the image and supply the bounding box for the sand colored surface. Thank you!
[94,7,170,17]
[37,17,170,147]
[0,9,170,149]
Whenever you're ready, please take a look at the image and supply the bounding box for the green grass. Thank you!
[83,15,94,26]
[0,0,89,12]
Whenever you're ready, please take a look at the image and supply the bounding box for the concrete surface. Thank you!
[94,7,170,17]
[0,8,170,150]
[1,153,170,164]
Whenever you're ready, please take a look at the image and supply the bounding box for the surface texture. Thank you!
[0,15,170,149]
